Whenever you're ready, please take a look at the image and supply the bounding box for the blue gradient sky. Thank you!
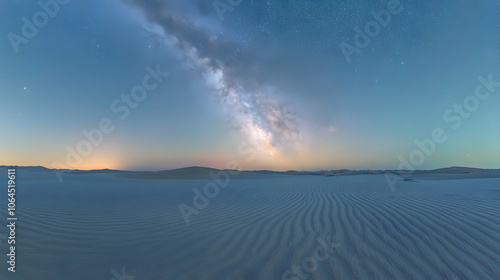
[1,0,499,171]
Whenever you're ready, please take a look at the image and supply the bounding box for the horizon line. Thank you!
[1,164,499,173]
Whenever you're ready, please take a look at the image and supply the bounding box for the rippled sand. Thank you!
[1,169,499,279]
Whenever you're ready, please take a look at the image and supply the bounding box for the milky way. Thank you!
[124,0,300,157]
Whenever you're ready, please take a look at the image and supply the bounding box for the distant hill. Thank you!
[0,165,51,172]
[1,165,499,180]
[125,166,228,180]
[421,166,498,174]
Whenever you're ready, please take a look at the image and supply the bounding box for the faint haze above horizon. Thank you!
[1,0,499,171]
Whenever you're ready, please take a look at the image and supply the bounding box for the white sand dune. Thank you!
[0,169,499,279]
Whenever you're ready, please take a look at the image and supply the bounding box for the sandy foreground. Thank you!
[0,168,499,279]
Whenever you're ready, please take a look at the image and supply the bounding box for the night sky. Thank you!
[1,0,499,171]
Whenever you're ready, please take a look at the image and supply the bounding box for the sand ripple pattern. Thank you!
[0,174,499,279]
